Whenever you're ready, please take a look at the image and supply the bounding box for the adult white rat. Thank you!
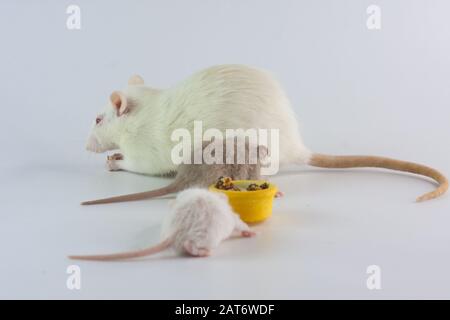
[86,65,447,202]
[70,188,255,260]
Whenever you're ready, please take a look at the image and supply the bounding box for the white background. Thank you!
[1,0,449,299]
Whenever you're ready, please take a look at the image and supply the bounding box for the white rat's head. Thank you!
[86,75,145,153]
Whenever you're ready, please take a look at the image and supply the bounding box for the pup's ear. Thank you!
[128,74,144,85]
[110,91,130,116]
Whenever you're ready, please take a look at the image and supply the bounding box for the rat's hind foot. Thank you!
[195,248,210,257]
[241,230,256,237]
[183,240,211,257]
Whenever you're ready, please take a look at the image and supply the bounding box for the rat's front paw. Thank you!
[106,159,121,171]
[106,153,124,171]
[107,153,123,161]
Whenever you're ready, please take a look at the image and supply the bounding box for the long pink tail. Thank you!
[68,238,172,261]
[308,153,448,202]
[81,185,177,205]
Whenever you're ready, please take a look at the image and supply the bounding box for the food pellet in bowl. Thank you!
[214,177,271,192]
[215,176,239,190]
[260,182,269,189]
[247,183,262,191]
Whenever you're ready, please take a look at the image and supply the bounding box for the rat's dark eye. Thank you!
[95,117,102,124]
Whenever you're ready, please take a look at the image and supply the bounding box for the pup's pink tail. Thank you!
[68,238,172,261]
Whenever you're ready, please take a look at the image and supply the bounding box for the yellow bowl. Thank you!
[209,180,277,223]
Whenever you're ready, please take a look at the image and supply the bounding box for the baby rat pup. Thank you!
[70,189,255,261]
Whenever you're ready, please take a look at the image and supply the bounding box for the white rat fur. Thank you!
[86,64,447,201]
[70,189,255,261]
[87,65,309,173]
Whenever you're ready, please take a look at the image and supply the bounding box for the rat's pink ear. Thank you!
[128,75,144,85]
[110,91,130,116]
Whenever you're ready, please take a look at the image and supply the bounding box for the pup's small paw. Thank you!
[195,248,211,257]
[183,240,210,257]
[275,191,284,198]
[241,230,256,237]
